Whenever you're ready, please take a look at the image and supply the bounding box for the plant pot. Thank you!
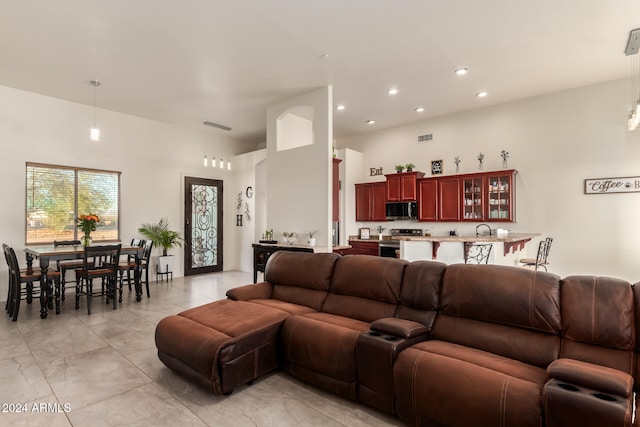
[156,255,175,274]
[307,238,316,247]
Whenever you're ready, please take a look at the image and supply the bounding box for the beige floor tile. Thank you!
[0,270,400,426]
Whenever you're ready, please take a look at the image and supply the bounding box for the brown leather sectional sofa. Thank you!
[155,251,639,427]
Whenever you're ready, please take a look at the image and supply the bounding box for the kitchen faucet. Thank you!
[476,223,492,237]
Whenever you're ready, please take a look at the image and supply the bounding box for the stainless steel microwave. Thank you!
[385,201,417,221]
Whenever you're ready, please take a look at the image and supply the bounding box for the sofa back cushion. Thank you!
[265,251,340,311]
[560,275,635,374]
[432,264,562,367]
[396,260,446,327]
[322,255,407,323]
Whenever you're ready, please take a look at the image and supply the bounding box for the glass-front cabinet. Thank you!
[459,169,516,222]
[486,171,514,221]
[462,176,483,221]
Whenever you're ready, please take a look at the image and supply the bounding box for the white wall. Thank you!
[266,87,333,250]
[0,84,247,301]
[338,78,640,281]
[225,149,267,273]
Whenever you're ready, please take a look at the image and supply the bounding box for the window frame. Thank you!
[25,162,121,245]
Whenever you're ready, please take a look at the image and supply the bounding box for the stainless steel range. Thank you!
[378,228,424,257]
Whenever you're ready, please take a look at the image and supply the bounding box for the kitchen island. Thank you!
[396,232,541,266]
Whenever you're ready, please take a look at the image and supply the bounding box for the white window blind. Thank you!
[26,163,120,244]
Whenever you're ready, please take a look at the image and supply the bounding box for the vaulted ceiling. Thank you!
[1,1,639,146]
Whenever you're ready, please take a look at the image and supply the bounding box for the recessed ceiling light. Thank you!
[366,120,376,125]
[415,107,425,113]
[387,88,398,95]
[454,68,469,76]
[336,104,345,111]
[476,91,488,98]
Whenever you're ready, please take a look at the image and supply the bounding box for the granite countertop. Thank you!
[395,232,540,243]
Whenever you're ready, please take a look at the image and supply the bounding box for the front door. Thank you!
[184,177,223,276]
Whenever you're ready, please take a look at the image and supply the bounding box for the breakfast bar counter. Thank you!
[396,232,541,265]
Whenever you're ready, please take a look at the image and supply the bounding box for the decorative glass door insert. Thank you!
[184,177,223,276]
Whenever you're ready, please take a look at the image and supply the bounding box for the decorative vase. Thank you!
[81,233,92,247]
[307,238,316,246]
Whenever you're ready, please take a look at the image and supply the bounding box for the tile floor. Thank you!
[1,271,402,426]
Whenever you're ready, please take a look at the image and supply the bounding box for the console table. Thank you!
[252,243,314,283]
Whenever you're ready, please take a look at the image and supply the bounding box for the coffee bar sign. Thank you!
[584,176,640,194]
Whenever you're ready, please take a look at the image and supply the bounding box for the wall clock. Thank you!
[431,160,443,175]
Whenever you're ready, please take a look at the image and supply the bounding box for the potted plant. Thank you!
[394,165,405,173]
[405,163,415,172]
[307,230,318,246]
[138,218,184,275]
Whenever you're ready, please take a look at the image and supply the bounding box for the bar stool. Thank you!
[464,243,493,264]
[519,238,553,271]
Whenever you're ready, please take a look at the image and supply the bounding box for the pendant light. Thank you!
[203,124,208,166]
[90,80,101,141]
[625,28,640,132]
[203,121,232,169]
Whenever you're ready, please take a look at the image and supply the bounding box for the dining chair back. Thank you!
[3,244,60,320]
[139,239,154,297]
[54,239,84,301]
[75,244,121,314]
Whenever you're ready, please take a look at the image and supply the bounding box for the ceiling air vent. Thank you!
[417,134,433,143]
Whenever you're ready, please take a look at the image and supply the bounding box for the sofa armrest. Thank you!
[226,282,273,301]
[370,317,430,340]
[547,358,633,398]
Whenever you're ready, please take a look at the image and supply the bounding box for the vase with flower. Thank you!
[77,213,101,247]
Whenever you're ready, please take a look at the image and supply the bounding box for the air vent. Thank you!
[418,134,433,143]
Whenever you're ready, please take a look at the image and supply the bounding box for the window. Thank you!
[26,163,120,244]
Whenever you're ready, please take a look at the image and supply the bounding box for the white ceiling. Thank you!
[1,0,639,146]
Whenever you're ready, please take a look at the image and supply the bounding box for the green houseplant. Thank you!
[138,218,184,275]
[394,165,405,173]
[405,163,415,172]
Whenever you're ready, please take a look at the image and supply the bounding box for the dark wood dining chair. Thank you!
[3,243,60,321]
[118,239,142,295]
[138,239,154,298]
[54,240,83,301]
[75,244,121,314]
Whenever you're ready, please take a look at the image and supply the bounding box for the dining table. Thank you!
[24,244,145,319]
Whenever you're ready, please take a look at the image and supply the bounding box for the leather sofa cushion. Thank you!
[323,255,406,322]
[394,344,545,427]
[440,264,561,333]
[561,276,634,350]
[432,314,561,368]
[156,299,291,384]
[412,340,549,384]
[247,298,318,315]
[281,312,370,382]
[266,251,340,311]
[396,260,446,327]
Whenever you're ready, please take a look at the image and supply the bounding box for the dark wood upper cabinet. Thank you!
[385,171,425,201]
[355,181,387,222]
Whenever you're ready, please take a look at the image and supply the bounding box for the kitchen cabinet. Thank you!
[417,177,460,222]
[461,169,516,222]
[438,177,461,221]
[461,175,484,221]
[355,182,387,222]
[385,171,425,201]
[347,240,379,256]
[418,170,516,222]
[485,170,516,221]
